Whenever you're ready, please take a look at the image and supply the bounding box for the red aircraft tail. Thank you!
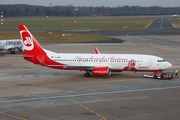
[18,24,47,64]
[19,24,46,56]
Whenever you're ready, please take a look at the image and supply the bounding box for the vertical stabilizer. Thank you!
[18,24,46,56]
[18,24,46,64]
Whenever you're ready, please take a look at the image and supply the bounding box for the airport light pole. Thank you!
[1,11,3,25]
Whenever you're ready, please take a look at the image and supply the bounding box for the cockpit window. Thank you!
[157,60,166,62]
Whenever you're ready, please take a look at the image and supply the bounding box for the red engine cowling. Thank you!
[92,67,111,76]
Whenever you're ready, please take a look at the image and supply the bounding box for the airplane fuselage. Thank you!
[50,54,170,71]
[25,49,171,74]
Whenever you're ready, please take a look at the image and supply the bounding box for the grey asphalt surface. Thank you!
[0,17,180,120]
[57,17,180,35]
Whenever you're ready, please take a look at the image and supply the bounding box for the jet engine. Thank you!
[92,67,111,76]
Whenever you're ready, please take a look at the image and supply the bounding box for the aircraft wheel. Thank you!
[10,49,15,54]
[18,47,23,52]
[84,73,90,77]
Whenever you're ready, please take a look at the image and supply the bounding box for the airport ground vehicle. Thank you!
[143,71,174,79]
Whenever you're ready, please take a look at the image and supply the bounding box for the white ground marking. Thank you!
[0,86,180,103]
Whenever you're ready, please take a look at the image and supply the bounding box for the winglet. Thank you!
[94,46,100,54]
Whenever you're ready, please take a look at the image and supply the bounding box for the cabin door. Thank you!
[148,58,153,66]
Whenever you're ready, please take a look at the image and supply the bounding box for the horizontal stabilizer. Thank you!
[23,55,34,58]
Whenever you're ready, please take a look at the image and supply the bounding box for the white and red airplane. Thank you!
[19,24,172,77]
[0,39,23,54]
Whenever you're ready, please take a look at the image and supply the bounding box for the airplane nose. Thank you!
[167,62,172,68]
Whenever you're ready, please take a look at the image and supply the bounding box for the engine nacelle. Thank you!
[92,67,111,76]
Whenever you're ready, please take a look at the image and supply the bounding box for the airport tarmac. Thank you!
[0,34,180,120]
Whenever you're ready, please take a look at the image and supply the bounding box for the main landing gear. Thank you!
[9,48,16,54]
[84,72,91,77]
[8,47,23,54]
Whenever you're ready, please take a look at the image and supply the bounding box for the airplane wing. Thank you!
[3,45,14,50]
[64,65,96,69]
[64,65,110,70]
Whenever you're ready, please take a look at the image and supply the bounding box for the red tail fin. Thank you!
[19,24,47,64]
[19,24,64,68]
[19,24,46,56]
